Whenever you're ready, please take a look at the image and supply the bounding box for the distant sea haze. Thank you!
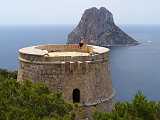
[0,25,160,101]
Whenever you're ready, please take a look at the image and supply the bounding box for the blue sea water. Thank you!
[0,25,160,101]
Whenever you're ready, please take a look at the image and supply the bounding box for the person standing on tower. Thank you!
[79,38,84,48]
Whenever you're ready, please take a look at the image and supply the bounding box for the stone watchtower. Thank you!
[17,44,114,112]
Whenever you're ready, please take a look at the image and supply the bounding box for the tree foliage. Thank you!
[93,92,160,120]
[0,70,73,120]
[0,68,17,80]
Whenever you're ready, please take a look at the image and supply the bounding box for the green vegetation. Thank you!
[0,69,74,120]
[0,68,17,81]
[0,69,160,120]
[93,92,160,120]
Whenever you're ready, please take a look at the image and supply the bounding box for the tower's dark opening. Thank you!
[73,88,80,103]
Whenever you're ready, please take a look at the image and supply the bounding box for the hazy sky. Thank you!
[0,0,159,25]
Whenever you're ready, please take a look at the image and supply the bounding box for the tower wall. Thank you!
[17,44,114,112]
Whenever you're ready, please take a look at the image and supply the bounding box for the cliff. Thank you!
[67,7,139,46]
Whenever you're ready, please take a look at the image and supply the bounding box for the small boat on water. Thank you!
[147,40,152,43]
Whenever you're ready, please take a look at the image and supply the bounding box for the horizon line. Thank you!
[0,23,160,26]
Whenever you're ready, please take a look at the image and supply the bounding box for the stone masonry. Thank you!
[17,44,115,114]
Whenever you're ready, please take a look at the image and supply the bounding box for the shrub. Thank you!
[93,92,160,120]
[0,79,73,120]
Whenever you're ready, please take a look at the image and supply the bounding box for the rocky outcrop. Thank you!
[67,7,138,46]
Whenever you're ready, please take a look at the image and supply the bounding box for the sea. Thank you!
[0,25,160,101]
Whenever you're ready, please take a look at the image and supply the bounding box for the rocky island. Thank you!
[68,7,139,47]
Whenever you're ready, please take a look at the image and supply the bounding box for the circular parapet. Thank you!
[18,44,113,112]
[18,44,110,63]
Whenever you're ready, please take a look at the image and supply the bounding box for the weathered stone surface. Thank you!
[68,7,139,46]
[17,44,114,114]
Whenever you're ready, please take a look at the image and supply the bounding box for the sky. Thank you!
[0,0,159,25]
